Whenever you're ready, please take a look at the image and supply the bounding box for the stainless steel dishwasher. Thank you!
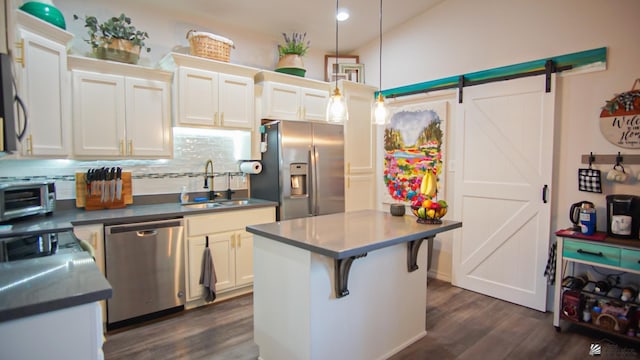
[105,218,185,328]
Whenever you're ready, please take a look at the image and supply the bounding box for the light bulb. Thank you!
[326,88,349,122]
[372,93,389,125]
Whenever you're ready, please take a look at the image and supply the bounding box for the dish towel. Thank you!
[543,242,557,285]
[199,246,217,302]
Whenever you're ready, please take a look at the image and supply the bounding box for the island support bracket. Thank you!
[335,253,367,298]
[407,237,431,272]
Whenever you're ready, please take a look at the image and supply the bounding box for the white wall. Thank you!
[359,0,640,280]
[53,0,327,80]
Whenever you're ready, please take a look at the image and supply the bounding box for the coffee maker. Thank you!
[606,195,640,239]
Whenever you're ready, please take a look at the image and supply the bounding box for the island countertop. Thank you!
[246,209,462,259]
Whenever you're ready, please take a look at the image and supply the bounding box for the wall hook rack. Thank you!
[581,153,640,165]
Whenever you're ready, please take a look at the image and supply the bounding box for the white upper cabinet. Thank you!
[69,56,173,158]
[13,11,73,157]
[161,53,259,129]
[255,71,329,122]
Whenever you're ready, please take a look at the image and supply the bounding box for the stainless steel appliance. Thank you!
[569,201,594,231]
[0,181,56,222]
[0,53,18,153]
[105,218,185,328]
[606,194,640,239]
[0,230,82,262]
[251,120,344,220]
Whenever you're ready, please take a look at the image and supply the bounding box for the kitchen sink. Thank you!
[182,202,223,209]
[182,199,251,209]
[219,199,250,206]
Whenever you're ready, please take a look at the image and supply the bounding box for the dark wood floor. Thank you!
[104,278,640,360]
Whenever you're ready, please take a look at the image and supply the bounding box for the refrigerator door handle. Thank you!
[310,146,319,216]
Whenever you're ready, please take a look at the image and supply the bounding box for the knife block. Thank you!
[75,172,133,210]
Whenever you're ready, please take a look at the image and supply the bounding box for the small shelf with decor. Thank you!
[553,230,640,341]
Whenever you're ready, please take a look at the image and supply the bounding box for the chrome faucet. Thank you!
[204,160,217,200]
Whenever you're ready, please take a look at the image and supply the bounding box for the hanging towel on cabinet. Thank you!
[199,236,217,302]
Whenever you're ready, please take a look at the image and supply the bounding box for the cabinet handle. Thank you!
[128,140,133,156]
[119,140,125,156]
[346,162,351,189]
[214,112,218,126]
[231,235,236,249]
[237,234,241,248]
[577,249,603,257]
[220,112,224,126]
[15,39,25,68]
[90,232,97,248]
[26,134,33,155]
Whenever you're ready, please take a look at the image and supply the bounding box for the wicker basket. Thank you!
[187,30,234,62]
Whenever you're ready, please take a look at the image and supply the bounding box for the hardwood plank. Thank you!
[104,279,640,360]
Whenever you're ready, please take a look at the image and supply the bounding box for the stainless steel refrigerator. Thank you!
[251,120,344,220]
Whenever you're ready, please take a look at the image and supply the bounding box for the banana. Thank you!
[420,171,437,197]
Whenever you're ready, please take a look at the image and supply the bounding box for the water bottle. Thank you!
[579,204,596,235]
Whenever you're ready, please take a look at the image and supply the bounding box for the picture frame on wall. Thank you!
[324,55,359,82]
[338,63,365,83]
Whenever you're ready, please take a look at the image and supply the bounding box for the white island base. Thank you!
[253,235,427,360]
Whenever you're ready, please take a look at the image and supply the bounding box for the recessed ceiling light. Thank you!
[337,8,350,21]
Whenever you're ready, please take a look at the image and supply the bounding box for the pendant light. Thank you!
[326,0,349,122]
[372,0,389,125]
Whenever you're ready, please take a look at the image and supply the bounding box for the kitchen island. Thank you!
[246,209,462,360]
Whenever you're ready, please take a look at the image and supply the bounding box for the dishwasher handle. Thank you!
[107,219,183,234]
[137,230,158,237]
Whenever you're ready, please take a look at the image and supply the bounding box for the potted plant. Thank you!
[275,32,310,77]
[73,13,150,65]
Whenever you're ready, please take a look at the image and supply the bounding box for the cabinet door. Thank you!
[72,70,125,157]
[209,232,236,292]
[300,87,329,121]
[262,82,300,120]
[177,67,218,127]
[218,73,254,129]
[16,30,70,156]
[345,173,377,212]
[73,224,106,324]
[186,236,206,301]
[187,233,235,300]
[235,231,254,287]
[345,87,375,173]
[125,77,172,157]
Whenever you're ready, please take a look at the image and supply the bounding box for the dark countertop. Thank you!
[246,209,462,259]
[0,198,277,323]
[0,251,112,322]
[1,198,278,239]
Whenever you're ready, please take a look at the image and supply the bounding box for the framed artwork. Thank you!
[324,55,359,82]
[381,100,448,204]
[338,63,365,83]
[330,73,348,82]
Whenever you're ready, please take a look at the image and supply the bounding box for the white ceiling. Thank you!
[140,0,445,54]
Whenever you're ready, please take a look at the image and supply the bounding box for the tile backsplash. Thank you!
[0,127,253,200]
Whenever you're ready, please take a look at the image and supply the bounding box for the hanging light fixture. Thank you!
[326,0,349,122]
[372,0,389,125]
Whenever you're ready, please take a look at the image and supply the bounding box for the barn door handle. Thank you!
[542,184,548,203]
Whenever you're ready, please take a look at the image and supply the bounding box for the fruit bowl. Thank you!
[410,202,447,224]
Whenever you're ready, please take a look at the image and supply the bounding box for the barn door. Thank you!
[452,75,556,311]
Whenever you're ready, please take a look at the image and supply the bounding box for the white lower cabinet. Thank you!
[73,224,106,326]
[184,207,275,303]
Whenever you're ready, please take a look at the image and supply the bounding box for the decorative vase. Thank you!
[275,54,306,77]
[94,38,141,64]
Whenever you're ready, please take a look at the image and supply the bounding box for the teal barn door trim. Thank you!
[378,47,607,101]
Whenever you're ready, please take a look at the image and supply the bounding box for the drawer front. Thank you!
[186,207,275,236]
[620,248,640,271]
[563,239,620,266]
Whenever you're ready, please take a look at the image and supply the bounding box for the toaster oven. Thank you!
[0,182,56,222]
